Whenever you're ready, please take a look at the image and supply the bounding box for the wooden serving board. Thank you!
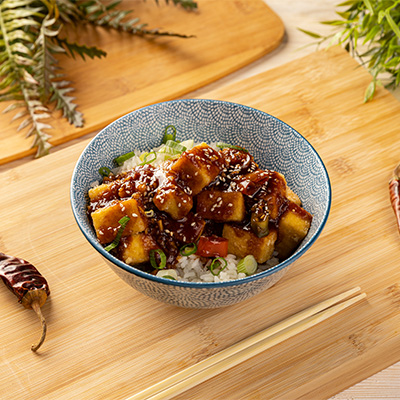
[0,0,284,165]
[1,46,400,400]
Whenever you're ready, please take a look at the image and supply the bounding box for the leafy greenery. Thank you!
[0,0,197,157]
[299,0,400,102]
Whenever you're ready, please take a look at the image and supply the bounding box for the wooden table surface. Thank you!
[228,1,400,397]
[1,0,399,398]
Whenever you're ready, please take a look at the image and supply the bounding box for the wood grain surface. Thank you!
[1,46,400,400]
[0,0,284,165]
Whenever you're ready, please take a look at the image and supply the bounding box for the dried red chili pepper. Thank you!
[389,164,400,234]
[0,252,50,352]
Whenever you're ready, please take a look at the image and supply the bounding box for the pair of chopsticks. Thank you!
[128,287,366,400]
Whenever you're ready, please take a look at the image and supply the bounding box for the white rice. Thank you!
[114,141,219,174]
[156,253,280,283]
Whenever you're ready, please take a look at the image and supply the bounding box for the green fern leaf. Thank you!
[1,0,198,158]
[54,37,107,60]
[50,80,84,127]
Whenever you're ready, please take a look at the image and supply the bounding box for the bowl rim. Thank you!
[70,98,332,288]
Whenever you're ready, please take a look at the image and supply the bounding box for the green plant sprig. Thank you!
[0,0,197,158]
[299,0,400,102]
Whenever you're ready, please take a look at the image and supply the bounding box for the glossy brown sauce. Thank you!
[89,146,304,269]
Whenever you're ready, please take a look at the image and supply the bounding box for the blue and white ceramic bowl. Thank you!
[71,99,331,309]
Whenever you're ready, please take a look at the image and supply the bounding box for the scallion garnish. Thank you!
[156,269,178,280]
[139,151,157,166]
[114,151,136,166]
[145,210,155,218]
[237,255,258,276]
[99,166,111,177]
[149,249,167,270]
[165,140,186,153]
[161,275,176,280]
[162,125,177,143]
[104,216,130,252]
[208,257,228,276]
[158,146,181,161]
[216,142,248,153]
[180,243,197,256]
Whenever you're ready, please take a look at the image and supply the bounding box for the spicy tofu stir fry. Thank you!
[88,130,312,277]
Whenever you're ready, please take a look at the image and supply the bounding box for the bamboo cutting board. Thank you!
[1,46,400,400]
[0,0,284,165]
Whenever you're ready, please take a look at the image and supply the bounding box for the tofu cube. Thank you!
[119,233,158,265]
[275,202,312,260]
[263,172,288,220]
[286,187,301,206]
[275,172,301,206]
[91,198,147,244]
[153,179,193,220]
[222,224,277,264]
[162,212,206,244]
[88,182,119,202]
[170,143,222,195]
[196,190,245,222]
[89,183,110,201]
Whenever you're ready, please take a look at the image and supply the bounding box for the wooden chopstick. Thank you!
[128,287,366,400]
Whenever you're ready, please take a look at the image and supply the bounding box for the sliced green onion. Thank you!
[149,249,167,270]
[157,146,180,161]
[208,257,227,276]
[158,141,186,160]
[99,166,111,177]
[139,151,157,166]
[180,243,197,256]
[145,210,155,218]
[104,216,130,252]
[165,140,187,153]
[179,139,195,150]
[162,125,177,143]
[139,152,149,162]
[216,142,248,153]
[237,255,258,276]
[156,269,178,280]
[114,151,136,166]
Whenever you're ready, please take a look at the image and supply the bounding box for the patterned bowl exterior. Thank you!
[70,99,331,309]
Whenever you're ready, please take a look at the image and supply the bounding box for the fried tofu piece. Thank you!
[222,224,277,264]
[196,190,245,222]
[88,181,122,206]
[170,143,222,195]
[274,172,301,206]
[91,198,147,244]
[153,178,193,220]
[119,233,158,265]
[88,183,112,201]
[162,212,206,244]
[286,187,301,206]
[275,202,312,260]
[263,172,288,220]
